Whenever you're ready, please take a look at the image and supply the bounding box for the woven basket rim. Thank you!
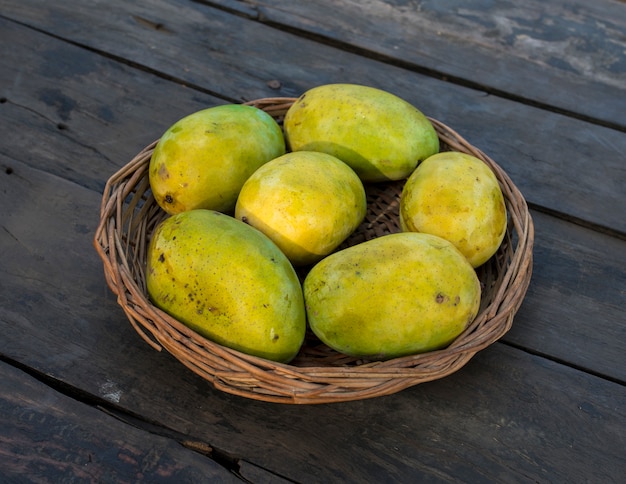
[93,97,534,404]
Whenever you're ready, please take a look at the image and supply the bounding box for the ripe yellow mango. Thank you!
[283,84,439,182]
[146,210,306,363]
[303,232,481,359]
[149,104,285,214]
[400,152,507,267]
[235,151,367,266]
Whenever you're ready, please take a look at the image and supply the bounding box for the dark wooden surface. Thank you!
[1,0,625,482]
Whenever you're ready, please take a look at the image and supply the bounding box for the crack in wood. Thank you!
[0,354,245,478]
[131,15,173,33]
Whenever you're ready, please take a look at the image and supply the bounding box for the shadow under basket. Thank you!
[93,97,534,404]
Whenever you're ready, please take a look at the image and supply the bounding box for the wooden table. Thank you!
[1,1,624,481]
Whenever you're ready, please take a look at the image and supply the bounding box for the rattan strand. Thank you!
[93,97,534,404]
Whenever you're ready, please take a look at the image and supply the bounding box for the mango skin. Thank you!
[235,151,367,266]
[149,104,285,215]
[400,151,507,268]
[283,84,439,182]
[303,232,481,360]
[146,209,306,363]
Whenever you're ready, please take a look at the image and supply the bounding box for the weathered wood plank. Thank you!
[207,0,626,130]
[508,210,626,382]
[0,361,239,483]
[0,15,623,380]
[2,1,624,482]
[0,17,226,192]
[1,4,625,235]
[0,152,624,481]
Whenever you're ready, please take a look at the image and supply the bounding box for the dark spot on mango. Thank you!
[158,253,165,263]
[158,163,170,179]
[165,194,174,204]
[436,293,449,304]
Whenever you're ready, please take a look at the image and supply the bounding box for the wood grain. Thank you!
[1,1,625,481]
[0,17,226,192]
[206,0,626,129]
[0,144,624,482]
[0,361,239,482]
[0,17,623,380]
[508,210,626,383]
[1,6,625,235]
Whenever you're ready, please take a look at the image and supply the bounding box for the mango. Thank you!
[146,209,306,363]
[303,232,481,359]
[149,104,285,215]
[283,84,439,182]
[400,151,507,267]
[235,151,367,266]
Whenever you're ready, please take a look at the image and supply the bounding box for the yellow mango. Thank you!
[149,104,285,214]
[146,209,306,363]
[303,232,481,359]
[235,151,367,266]
[400,151,507,267]
[283,84,439,182]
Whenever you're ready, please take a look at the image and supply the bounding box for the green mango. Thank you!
[146,209,306,363]
[149,104,285,215]
[303,232,481,360]
[400,151,507,267]
[283,84,439,182]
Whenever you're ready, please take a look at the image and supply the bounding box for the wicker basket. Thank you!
[93,97,534,404]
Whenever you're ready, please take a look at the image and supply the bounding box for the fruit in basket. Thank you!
[235,151,367,266]
[283,83,439,182]
[146,209,306,363]
[303,232,481,359]
[149,104,285,215]
[400,151,507,268]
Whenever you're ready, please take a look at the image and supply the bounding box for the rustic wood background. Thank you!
[1,0,624,481]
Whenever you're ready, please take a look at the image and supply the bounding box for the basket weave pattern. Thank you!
[93,97,534,404]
